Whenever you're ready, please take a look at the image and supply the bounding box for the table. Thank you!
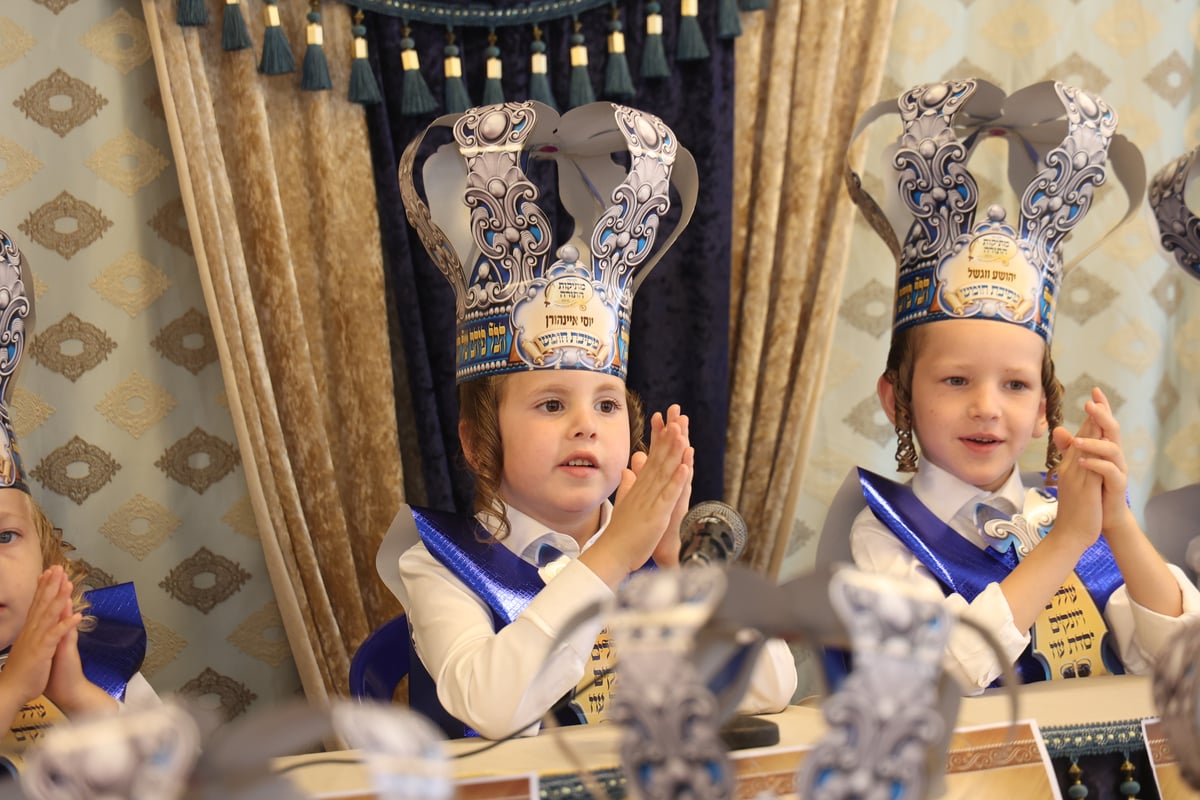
[275,675,1200,799]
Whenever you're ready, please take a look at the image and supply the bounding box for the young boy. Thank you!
[0,229,153,775]
[1148,144,1200,586]
[844,79,1200,693]
[380,101,797,739]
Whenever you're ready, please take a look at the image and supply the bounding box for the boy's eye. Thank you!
[0,531,15,544]
[1007,380,1029,391]
[540,399,564,413]
[945,376,967,387]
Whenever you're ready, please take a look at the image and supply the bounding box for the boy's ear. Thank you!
[877,373,899,426]
[459,419,478,470]
[1033,393,1049,439]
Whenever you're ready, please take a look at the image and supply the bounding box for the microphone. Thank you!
[678,501,748,566]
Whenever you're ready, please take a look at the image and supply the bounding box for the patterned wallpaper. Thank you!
[0,0,299,717]
[784,0,1200,688]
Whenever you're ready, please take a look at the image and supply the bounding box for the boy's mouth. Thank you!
[962,435,1002,447]
[563,458,596,467]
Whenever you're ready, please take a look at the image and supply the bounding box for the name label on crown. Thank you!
[513,274,620,370]
[938,230,1041,323]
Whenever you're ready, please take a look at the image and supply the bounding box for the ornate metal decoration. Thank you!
[609,567,734,800]
[1148,145,1200,282]
[797,569,952,799]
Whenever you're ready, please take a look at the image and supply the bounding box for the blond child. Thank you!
[1,492,121,734]
[0,228,153,774]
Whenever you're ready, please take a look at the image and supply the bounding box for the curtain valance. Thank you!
[176,0,766,109]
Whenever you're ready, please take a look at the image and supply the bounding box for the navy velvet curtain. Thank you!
[361,0,735,515]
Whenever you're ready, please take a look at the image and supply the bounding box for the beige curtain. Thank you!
[143,0,404,701]
[727,0,897,577]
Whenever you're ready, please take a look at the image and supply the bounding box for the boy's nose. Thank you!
[571,411,598,438]
[969,387,1000,419]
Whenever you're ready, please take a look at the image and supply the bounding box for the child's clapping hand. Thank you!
[625,405,693,569]
[582,409,691,587]
[1052,387,1137,543]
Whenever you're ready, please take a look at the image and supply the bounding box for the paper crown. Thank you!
[846,79,1144,343]
[1149,146,1200,282]
[399,101,697,383]
[0,229,33,493]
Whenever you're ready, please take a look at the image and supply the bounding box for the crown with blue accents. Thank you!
[1149,146,1200,282]
[399,101,697,383]
[846,79,1144,343]
[0,229,34,493]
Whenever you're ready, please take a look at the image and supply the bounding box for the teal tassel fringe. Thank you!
[400,33,437,116]
[445,77,472,112]
[568,28,595,108]
[640,4,670,79]
[529,31,559,110]
[350,58,382,104]
[739,0,769,9]
[604,12,634,99]
[529,73,558,110]
[302,44,331,90]
[604,51,634,99]
[640,38,669,79]
[569,65,595,107]
[260,27,296,74]
[301,12,331,91]
[259,3,296,75]
[482,40,504,105]
[677,14,710,61]
[402,69,437,115]
[443,43,472,113]
[718,0,743,38]
[349,25,382,105]
[177,0,208,26]
[482,79,504,105]
[222,1,253,50]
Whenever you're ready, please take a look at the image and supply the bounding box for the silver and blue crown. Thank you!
[0,229,33,493]
[847,79,1144,343]
[1149,146,1200,282]
[399,101,697,383]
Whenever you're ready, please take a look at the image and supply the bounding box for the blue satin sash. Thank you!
[79,582,147,702]
[857,468,1126,682]
[408,506,551,738]
[411,506,545,626]
[410,506,675,736]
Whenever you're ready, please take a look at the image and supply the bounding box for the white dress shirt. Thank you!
[394,501,797,739]
[850,460,1200,693]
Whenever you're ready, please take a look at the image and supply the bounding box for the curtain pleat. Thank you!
[143,0,404,700]
[727,0,897,576]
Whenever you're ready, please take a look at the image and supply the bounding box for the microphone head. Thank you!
[680,501,748,564]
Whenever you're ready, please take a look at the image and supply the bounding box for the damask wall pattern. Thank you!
[785,0,1200,687]
[0,0,300,716]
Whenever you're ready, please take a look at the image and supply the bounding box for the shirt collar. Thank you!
[484,501,613,565]
[911,459,1025,524]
